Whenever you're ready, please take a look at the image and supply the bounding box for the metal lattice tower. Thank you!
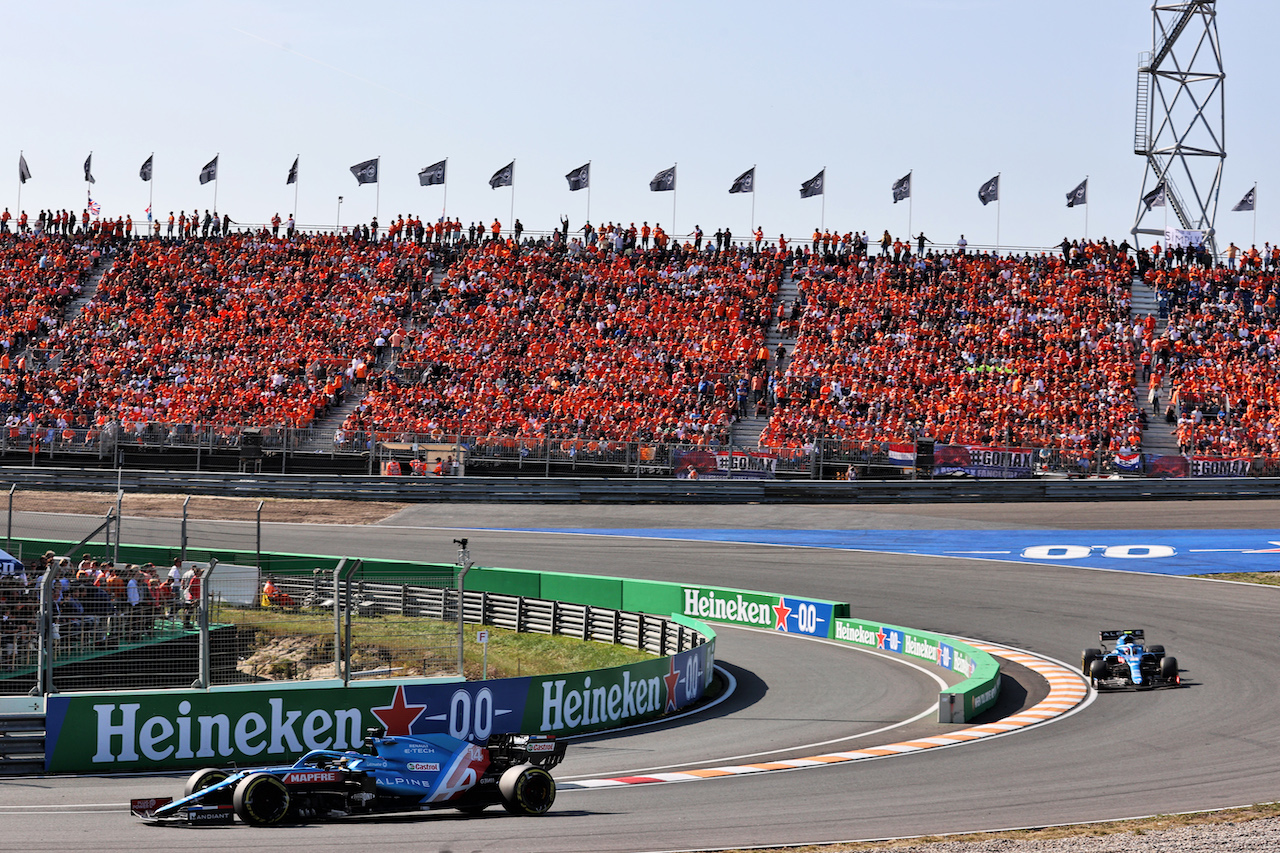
[1131,1,1226,255]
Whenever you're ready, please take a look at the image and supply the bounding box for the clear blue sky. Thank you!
[3,1,1274,251]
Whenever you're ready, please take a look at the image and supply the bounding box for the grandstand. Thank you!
[0,220,1275,478]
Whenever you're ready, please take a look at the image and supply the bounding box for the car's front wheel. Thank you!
[233,773,292,826]
[1159,655,1179,682]
[184,768,230,800]
[1081,648,1102,674]
[1088,658,1108,683]
[499,764,556,815]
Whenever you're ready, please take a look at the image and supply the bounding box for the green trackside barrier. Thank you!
[832,618,1001,723]
[43,623,719,773]
[19,537,993,721]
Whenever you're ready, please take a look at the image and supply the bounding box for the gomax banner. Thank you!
[831,617,1001,721]
[44,641,715,773]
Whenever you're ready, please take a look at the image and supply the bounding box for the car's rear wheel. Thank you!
[499,764,556,815]
[1159,655,1179,682]
[233,773,292,826]
[1081,648,1102,674]
[184,767,230,799]
[1148,644,1165,657]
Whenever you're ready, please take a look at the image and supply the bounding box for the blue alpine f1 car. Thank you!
[131,729,566,826]
[1081,629,1180,690]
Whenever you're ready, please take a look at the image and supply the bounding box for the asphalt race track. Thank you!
[3,499,1280,853]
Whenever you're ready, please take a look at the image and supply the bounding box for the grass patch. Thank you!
[1191,571,1280,586]
[213,606,656,681]
[723,802,1280,852]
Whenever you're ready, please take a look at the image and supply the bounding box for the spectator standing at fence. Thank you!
[957,234,968,254]
[181,563,200,628]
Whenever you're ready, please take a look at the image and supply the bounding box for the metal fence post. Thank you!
[330,558,348,678]
[195,558,218,689]
[113,489,122,566]
[454,539,473,678]
[31,563,56,697]
[180,495,190,564]
[6,483,14,555]
[256,500,264,571]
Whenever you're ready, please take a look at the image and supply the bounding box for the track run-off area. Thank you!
[3,498,1280,853]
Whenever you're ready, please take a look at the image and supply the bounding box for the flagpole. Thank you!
[672,162,677,238]
[908,169,913,245]
[995,172,1001,255]
[16,151,22,222]
[293,155,299,225]
[750,164,756,238]
[375,155,381,223]
[586,160,592,226]
[148,153,155,236]
[442,160,448,223]
[1252,182,1258,246]
[509,158,516,239]
[213,153,219,216]
[821,166,826,232]
[1084,175,1089,242]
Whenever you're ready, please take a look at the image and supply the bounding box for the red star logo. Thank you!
[772,597,793,631]
[876,628,887,649]
[370,685,426,736]
[663,659,682,712]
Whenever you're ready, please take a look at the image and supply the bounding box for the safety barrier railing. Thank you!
[5,556,706,698]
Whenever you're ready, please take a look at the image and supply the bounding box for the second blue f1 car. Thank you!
[1081,629,1180,690]
[131,729,566,826]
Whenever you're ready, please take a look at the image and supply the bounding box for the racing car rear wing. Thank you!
[1099,629,1144,642]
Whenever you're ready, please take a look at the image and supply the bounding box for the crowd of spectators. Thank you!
[340,235,779,445]
[1142,247,1280,456]
[759,241,1145,460]
[6,233,436,439]
[0,551,209,671]
[3,213,1280,464]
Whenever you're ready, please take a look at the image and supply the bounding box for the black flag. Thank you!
[199,155,218,185]
[1066,178,1087,208]
[18,155,31,185]
[892,173,911,203]
[649,165,676,192]
[1142,182,1166,210]
[419,159,446,186]
[800,169,824,199]
[490,161,514,189]
[84,154,96,185]
[139,155,153,182]
[729,167,755,194]
[350,158,379,185]
[978,175,999,206]
[565,163,589,192]
[286,157,298,186]
[1232,187,1256,212]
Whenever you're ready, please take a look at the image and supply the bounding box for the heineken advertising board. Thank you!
[44,642,715,773]
[678,585,846,637]
[832,617,1000,718]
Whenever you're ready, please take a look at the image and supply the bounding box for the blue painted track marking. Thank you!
[486,528,1280,576]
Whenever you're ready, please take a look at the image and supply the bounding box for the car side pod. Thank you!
[498,764,557,815]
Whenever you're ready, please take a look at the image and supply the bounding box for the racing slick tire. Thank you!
[184,768,232,803]
[1148,645,1165,658]
[1159,655,1179,682]
[499,764,556,815]
[1088,658,1108,683]
[233,773,292,826]
[1081,648,1102,673]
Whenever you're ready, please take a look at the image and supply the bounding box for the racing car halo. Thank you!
[131,728,566,826]
[1081,629,1180,690]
